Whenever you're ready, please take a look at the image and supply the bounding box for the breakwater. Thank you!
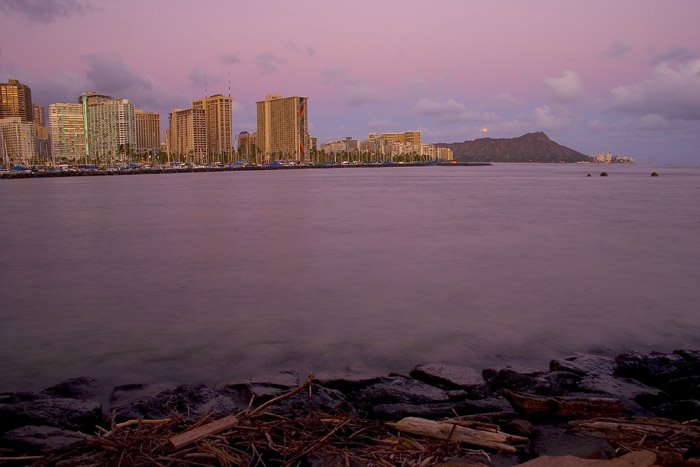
[1,350,697,465]
[0,161,491,179]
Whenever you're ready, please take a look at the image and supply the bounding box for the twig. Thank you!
[282,417,351,467]
[250,375,314,416]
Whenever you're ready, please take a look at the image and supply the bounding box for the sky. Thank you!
[1,0,699,163]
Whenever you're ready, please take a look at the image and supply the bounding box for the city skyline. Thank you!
[1,0,700,163]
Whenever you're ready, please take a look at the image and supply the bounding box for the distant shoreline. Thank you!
[0,162,492,179]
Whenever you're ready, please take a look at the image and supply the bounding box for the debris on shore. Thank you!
[0,350,698,466]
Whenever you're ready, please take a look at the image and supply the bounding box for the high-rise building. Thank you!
[192,94,232,160]
[0,117,36,165]
[134,110,161,156]
[0,79,33,122]
[79,92,136,164]
[32,104,50,162]
[237,131,257,162]
[368,131,421,146]
[48,103,86,163]
[167,108,206,163]
[33,105,45,127]
[256,94,309,162]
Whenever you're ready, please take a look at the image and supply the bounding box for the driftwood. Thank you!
[391,416,528,453]
[570,417,700,459]
[168,414,239,450]
[502,390,625,419]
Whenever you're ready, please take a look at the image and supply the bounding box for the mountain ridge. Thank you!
[438,132,589,162]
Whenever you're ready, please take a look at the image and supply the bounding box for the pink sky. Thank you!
[1,0,699,162]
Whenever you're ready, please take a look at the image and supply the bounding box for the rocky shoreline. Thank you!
[1,349,698,465]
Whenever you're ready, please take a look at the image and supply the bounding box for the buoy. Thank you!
[651,171,659,177]
[600,172,608,177]
[587,173,591,177]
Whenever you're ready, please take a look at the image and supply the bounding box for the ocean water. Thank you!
[1,164,699,391]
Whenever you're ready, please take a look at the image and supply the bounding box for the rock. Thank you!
[455,396,515,415]
[577,374,660,401]
[600,172,608,177]
[41,377,100,401]
[505,419,537,437]
[446,389,470,401]
[247,370,299,389]
[614,350,700,388]
[660,375,700,399]
[356,376,450,407]
[371,402,458,420]
[518,450,657,466]
[315,373,382,394]
[529,424,615,460]
[550,354,615,377]
[650,172,659,177]
[483,368,580,396]
[266,386,352,417]
[0,394,103,433]
[2,425,87,454]
[651,399,700,421]
[111,384,240,422]
[108,382,178,408]
[410,363,483,389]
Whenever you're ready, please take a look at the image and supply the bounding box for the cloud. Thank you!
[610,59,700,121]
[256,52,286,74]
[543,70,584,102]
[346,83,383,106]
[321,68,382,106]
[602,40,632,61]
[531,105,571,130]
[81,53,186,112]
[321,68,359,87]
[285,40,314,57]
[0,0,94,23]
[412,97,499,124]
[651,46,696,65]
[368,119,392,131]
[220,53,241,65]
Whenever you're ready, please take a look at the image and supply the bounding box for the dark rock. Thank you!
[531,424,614,459]
[454,396,515,415]
[108,382,177,408]
[483,368,579,396]
[650,399,700,421]
[247,370,299,389]
[504,418,537,437]
[410,363,483,389]
[549,354,615,377]
[2,425,87,454]
[445,389,469,401]
[577,374,660,400]
[219,382,284,405]
[356,376,449,406]
[371,402,457,420]
[614,350,700,388]
[315,373,382,394]
[111,384,240,422]
[41,377,100,401]
[0,395,103,433]
[267,386,352,417]
[660,375,700,399]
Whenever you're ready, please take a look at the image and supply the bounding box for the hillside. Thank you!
[438,132,590,162]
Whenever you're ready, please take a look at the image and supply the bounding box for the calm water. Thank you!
[1,165,699,392]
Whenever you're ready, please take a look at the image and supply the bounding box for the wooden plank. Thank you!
[392,417,522,453]
[502,390,625,419]
[168,415,238,450]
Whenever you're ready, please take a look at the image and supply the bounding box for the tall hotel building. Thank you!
[256,94,309,162]
[1,79,33,122]
[167,108,206,163]
[134,110,161,155]
[0,117,36,166]
[80,93,136,163]
[48,103,85,162]
[192,95,232,159]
